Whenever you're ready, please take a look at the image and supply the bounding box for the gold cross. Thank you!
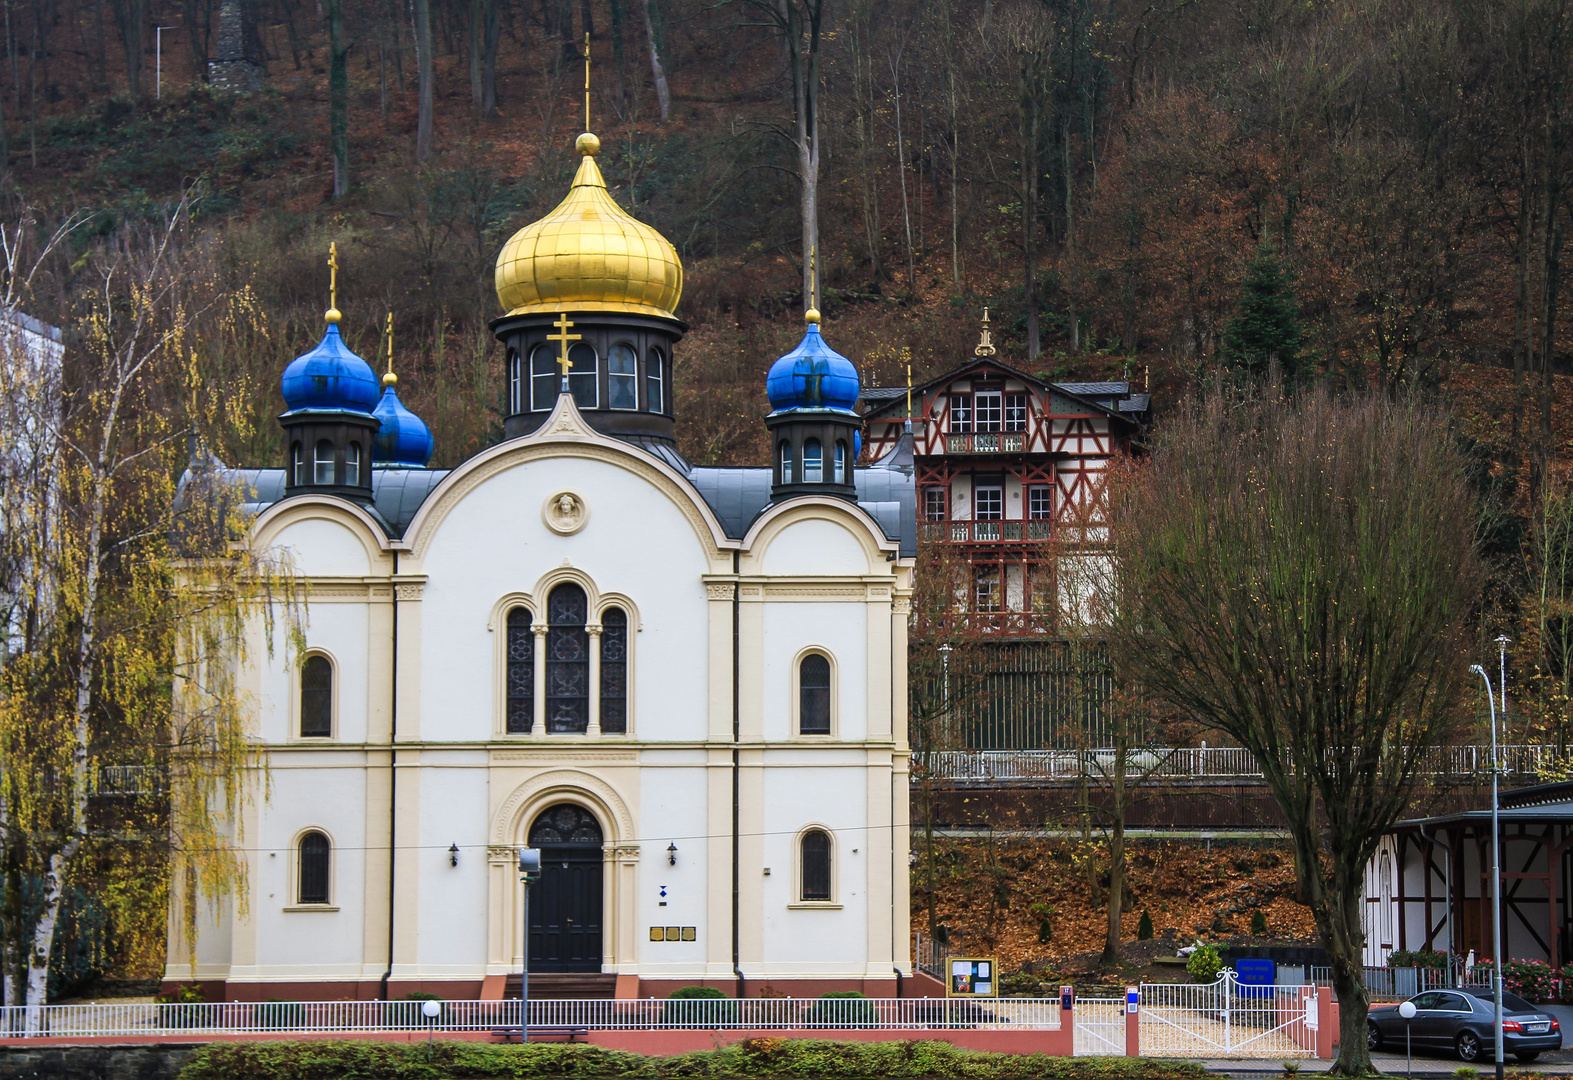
[583,32,591,130]
[547,313,581,381]
[328,242,339,310]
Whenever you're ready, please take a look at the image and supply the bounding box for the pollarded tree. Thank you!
[1109,387,1482,1076]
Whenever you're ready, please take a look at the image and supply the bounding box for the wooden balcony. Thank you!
[919,519,1054,544]
[945,431,1027,454]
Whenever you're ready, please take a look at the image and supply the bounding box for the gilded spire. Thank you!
[583,31,591,132]
[382,312,397,387]
[805,244,820,324]
[974,306,996,357]
[326,242,342,324]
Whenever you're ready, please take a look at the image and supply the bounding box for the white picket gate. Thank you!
[1139,972,1315,1058]
[1073,998,1126,1056]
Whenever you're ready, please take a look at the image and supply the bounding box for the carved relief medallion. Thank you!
[543,490,590,536]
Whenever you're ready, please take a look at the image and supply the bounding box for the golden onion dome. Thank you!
[494,133,683,319]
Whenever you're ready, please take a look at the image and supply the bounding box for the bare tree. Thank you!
[1108,387,1482,1075]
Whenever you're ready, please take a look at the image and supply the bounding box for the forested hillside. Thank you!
[1,0,1568,474]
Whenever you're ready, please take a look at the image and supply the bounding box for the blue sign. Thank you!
[1236,959,1275,999]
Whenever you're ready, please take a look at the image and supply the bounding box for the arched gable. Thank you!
[252,497,392,576]
[744,498,896,576]
[491,769,635,847]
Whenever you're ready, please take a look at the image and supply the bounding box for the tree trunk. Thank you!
[784,0,823,311]
[890,48,914,293]
[640,0,667,121]
[413,0,434,161]
[327,0,349,195]
[113,0,144,102]
[480,0,498,115]
[468,0,482,112]
[1020,53,1040,363]
[608,0,625,110]
[1100,720,1128,968]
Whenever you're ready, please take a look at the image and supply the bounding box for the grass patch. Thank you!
[177,1038,1211,1080]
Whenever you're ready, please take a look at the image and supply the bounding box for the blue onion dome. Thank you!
[371,373,434,468]
[280,319,380,413]
[765,309,860,414]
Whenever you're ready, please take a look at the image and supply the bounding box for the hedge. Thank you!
[177,1038,1212,1080]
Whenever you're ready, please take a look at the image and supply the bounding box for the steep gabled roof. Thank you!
[860,356,1139,430]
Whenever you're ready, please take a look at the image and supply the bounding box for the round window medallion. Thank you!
[543,490,589,535]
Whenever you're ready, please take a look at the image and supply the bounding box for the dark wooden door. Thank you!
[527,804,604,973]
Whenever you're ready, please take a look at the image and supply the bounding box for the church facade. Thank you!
[172,132,918,1002]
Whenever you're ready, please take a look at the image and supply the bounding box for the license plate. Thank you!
[1527,1023,1550,1033]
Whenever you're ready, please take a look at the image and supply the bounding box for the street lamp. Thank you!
[517,847,542,1042]
[1469,662,1505,1080]
[1398,999,1416,1079]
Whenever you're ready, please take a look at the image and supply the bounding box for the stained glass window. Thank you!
[546,584,589,733]
[506,608,534,733]
[600,607,627,733]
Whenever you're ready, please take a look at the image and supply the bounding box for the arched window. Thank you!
[530,344,559,410]
[647,347,664,413]
[507,348,522,413]
[600,607,628,733]
[800,829,831,901]
[835,441,847,484]
[345,442,361,486]
[567,343,598,408]
[314,440,335,484]
[780,442,794,484]
[799,653,831,735]
[803,439,823,483]
[506,608,534,734]
[300,655,333,737]
[298,831,331,905]
[546,583,589,733]
[608,344,638,410]
[291,443,304,486]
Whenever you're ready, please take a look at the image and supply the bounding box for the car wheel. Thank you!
[1517,1052,1540,1063]
[1456,1030,1482,1063]
[1367,1022,1383,1051]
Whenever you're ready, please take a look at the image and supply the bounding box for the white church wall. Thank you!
[758,762,869,974]
[270,517,373,577]
[255,601,371,744]
[413,756,492,976]
[636,762,710,975]
[760,603,868,743]
[251,760,369,979]
[417,456,711,743]
[759,519,872,576]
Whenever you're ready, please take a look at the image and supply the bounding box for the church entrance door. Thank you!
[527,804,604,972]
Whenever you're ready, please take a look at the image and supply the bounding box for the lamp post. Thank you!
[517,847,541,1042]
[1399,998,1417,1080]
[1469,663,1505,1080]
[156,26,175,99]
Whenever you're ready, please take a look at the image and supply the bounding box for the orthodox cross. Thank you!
[548,314,581,391]
[328,242,339,311]
[583,32,592,130]
[385,312,395,377]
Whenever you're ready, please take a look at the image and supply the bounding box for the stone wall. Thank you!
[0,1044,194,1080]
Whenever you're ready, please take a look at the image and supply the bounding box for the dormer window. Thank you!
[1005,393,1028,431]
[950,394,972,433]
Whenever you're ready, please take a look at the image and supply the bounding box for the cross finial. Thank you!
[905,350,913,422]
[547,314,581,391]
[382,312,397,387]
[325,242,342,324]
[583,32,592,130]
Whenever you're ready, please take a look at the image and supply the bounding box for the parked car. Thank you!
[1368,987,1562,1063]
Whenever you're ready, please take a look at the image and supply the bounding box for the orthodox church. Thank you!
[171,130,919,1002]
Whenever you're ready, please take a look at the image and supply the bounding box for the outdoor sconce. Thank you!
[449,843,459,867]
[667,842,678,866]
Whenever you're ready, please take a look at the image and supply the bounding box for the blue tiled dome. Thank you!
[372,381,434,468]
[766,321,860,414]
[280,324,380,413]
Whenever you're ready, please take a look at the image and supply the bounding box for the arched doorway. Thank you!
[528,803,604,972]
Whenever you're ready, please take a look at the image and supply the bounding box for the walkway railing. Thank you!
[924,745,1564,784]
[0,997,1063,1038]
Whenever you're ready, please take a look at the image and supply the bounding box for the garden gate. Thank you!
[1139,971,1315,1058]
[1073,997,1126,1056]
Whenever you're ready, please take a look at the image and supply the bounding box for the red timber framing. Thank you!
[862,357,1142,636]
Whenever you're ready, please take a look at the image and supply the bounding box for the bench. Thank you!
[492,1024,589,1043]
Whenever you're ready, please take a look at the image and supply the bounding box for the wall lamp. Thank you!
[667,842,678,866]
[449,843,460,867]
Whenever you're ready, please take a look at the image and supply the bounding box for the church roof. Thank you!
[223,466,451,537]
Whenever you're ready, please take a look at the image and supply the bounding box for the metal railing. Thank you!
[1139,973,1314,1058]
[945,432,1027,454]
[0,996,1064,1038]
[915,931,951,978]
[1315,965,1493,999]
[925,745,1566,783]
[918,520,1054,544]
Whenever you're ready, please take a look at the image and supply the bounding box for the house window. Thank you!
[314,440,335,484]
[300,655,333,737]
[608,343,638,410]
[799,653,831,735]
[835,441,847,484]
[1029,486,1053,520]
[531,344,559,410]
[344,443,360,486]
[780,442,794,484]
[975,486,1003,520]
[291,443,304,486]
[508,348,521,412]
[567,343,598,408]
[975,391,1002,432]
[801,829,831,901]
[546,583,589,733]
[505,608,534,734]
[974,565,1002,612]
[924,488,947,521]
[803,439,823,483]
[647,347,665,413]
[950,394,972,433]
[600,607,628,734]
[298,832,331,905]
[1005,393,1028,431]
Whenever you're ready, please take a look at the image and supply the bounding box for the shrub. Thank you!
[1387,949,1449,971]
[803,991,876,1028]
[1137,910,1153,941]
[1186,944,1223,984]
[155,983,205,1005]
[1249,910,1268,936]
[1474,958,1557,1003]
[661,985,737,1027]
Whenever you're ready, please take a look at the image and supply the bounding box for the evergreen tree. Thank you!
[1223,244,1304,383]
